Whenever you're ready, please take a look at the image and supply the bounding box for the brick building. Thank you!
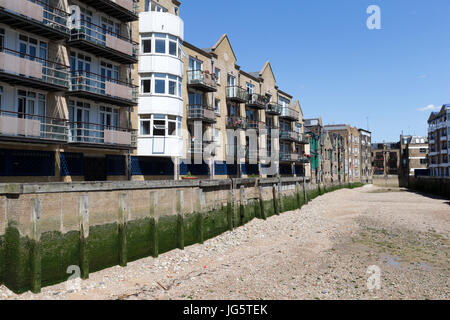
[427,105,449,177]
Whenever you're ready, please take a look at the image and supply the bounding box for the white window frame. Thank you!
[140,33,182,58]
[139,114,181,137]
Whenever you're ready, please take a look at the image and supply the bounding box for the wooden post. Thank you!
[30,198,42,294]
[79,195,89,279]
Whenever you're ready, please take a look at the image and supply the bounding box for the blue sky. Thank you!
[181,0,450,142]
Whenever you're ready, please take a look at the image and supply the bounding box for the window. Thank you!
[142,79,151,93]
[139,114,181,137]
[142,39,151,53]
[155,33,166,54]
[18,34,47,61]
[168,75,177,95]
[188,57,202,72]
[141,73,182,97]
[214,68,220,83]
[154,73,166,94]
[141,33,181,57]
[214,99,220,114]
[168,35,177,56]
[0,28,4,51]
[140,115,151,135]
[100,106,119,128]
[17,90,46,117]
[420,159,427,165]
[246,83,255,94]
[145,0,168,12]
[419,148,427,153]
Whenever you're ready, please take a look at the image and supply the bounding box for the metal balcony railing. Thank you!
[187,105,216,123]
[226,116,247,130]
[226,86,247,102]
[266,101,282,115]
[247,120,265,131]
[280,130,298,141]
[280,106,299,121]
[76,0,138,21]
[187,70,217,92]
[246,93,267,108]
[70,19,138,59]
[69,121,136,147]
[0,0,70,35]
[70,70,138,103]
[0,110,68,141]
[280,152,297,162]
[0,47,70,88]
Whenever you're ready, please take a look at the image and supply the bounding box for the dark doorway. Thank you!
[84,156,106,181]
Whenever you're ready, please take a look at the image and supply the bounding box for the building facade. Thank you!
[427,105,449,177]
[0,0,139,182]
[371,142,401,176]
[400,135,428,177]
[359,129,372,182]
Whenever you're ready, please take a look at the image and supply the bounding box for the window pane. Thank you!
[169,41,176,56]
[142,39,151,53]
[141,121,150,135]
[168,122,176,136]
[142,79,151,93]
[155,39,165,53]
[153,120,165,136]
[155,79,165,94]
[168,80,176,95]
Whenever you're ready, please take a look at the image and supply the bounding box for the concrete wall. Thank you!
[372,175,401,187]
[405,176,450,198]
[0,177,364,293]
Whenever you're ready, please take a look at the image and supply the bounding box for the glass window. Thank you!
[154,74,166,94]
[168,75,177,95]
[155,34,166,54]
[168,35,177,56]
[153,119,166,136]
[142,39,151,53]
[142,79,151,93]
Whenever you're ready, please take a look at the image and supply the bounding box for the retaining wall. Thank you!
[0,178,364,294]
[405,176,450,198]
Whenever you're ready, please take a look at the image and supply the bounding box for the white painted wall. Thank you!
[139,54,183,77]
[139,11,184,39]
[138,135,183,157]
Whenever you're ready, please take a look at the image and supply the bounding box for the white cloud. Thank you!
[417,104,440,112]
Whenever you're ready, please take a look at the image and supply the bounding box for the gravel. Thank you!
[1,184,448,300]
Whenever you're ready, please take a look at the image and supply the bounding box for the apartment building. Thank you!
[427,105,449,177]
[323,124,362,182]
[304,118,323,183]
[0,0,138,182]
[133,0,183,180]
[359,129,372,182]
[178,35,308,179]
[371,142,401,176]
[400,135,428,177]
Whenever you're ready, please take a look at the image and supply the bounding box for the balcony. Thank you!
[0,48,70,91]
[280,152,298,162]
[68,19,138,64]
[69,122,136,149]
[280,130,299,142]
[69,70,138,107]
[0,110,68,143]
[246,93,267,109]
[226,86,247,103]
[297,134,309,144]
[280,106,299,121]
[0,0,70,40]
[187,70,217,92]
[247,120,266,132]
[75,0,138,22]
[187,105,216,123]
[266,101,282,115]
[296,155,310,164]
[226,116,247,130]
[188,141,216,156]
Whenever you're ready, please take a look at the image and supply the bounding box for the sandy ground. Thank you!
[1,184,449,300]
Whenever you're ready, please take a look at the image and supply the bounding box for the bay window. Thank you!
[141,33,182,58]
[139,114,182,137]
[140,73,182,97]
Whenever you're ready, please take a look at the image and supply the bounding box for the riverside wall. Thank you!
[0,178,364,293]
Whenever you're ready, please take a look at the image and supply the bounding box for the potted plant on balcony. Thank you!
[182,171,199,180]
